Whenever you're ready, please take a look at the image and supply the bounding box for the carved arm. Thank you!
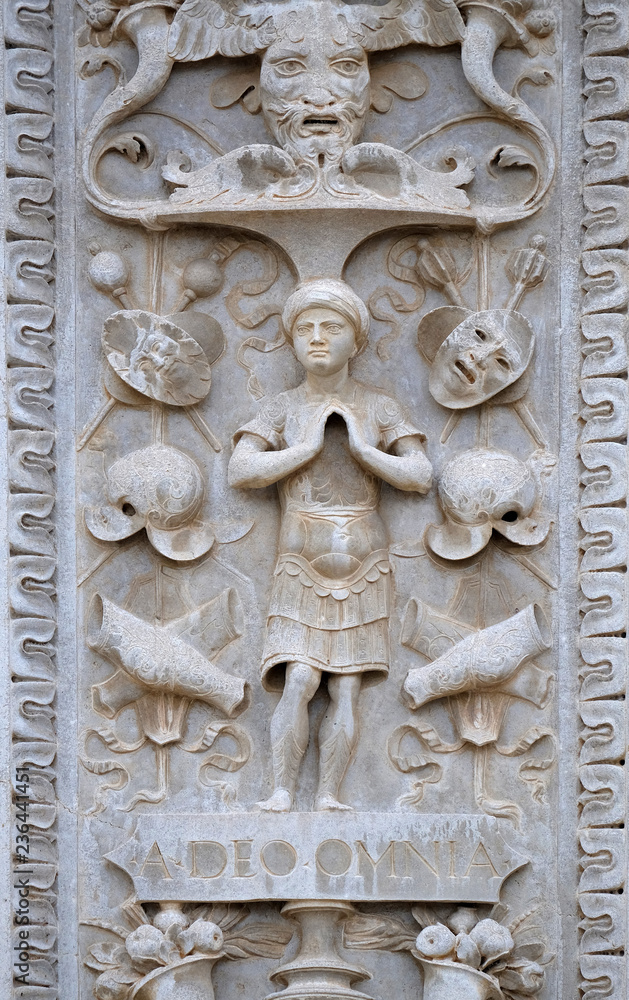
[228,432,321,490]
[349,435,433,494]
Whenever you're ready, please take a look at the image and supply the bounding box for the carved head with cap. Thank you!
[282,278,370,373]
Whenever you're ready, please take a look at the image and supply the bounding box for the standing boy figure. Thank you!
[229,279,432,811]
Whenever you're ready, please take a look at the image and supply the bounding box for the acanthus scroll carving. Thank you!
[77,0,557,226]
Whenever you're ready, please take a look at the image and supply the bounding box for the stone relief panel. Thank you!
[4,1,619,999]
[71,2,563,997]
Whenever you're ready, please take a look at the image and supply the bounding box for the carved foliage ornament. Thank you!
[78,0,557,223]
[344,902,553,1000]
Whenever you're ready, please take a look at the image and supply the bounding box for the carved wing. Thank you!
[168,0,277,60]
[348,0,465,51]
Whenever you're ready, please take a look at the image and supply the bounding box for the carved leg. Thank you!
[258,662,321,812]
[315,673,361,811]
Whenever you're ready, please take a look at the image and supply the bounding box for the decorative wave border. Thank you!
[579,1,628,997]
[5,0,58,996]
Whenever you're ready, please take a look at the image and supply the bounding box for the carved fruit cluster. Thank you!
[344,903,550,1000]
[85,902,292,1000]
[412,906,548,998]
[416,913,514,967]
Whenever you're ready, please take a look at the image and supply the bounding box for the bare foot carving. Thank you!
[257,788,293,812]
[315,793,354,812]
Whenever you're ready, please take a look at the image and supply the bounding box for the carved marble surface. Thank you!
[2,1,625,999]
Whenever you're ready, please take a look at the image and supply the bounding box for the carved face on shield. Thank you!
[259,6,371,163]
[103,310,214,407]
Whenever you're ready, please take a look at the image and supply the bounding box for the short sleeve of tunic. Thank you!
[233,395,287,451]
[375,393,425,451]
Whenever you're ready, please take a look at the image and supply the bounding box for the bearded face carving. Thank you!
[153,0,478,207]
[258,7,371,164]
[169,0,464,167]
[83,0,557,218]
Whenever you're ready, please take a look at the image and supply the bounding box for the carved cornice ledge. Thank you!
[4,0,58,997]
[579,2,629,996]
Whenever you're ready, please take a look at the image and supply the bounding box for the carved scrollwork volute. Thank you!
[82,4,175,220]
[458,1,556,228]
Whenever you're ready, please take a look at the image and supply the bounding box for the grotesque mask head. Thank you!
[425,309,535,409]
[103,310,219,407]
[259,4,370,164]
[170,0,464,162]
[426,448,554,560]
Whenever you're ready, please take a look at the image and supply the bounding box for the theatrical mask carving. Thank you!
[426,448,555,561]
[344,904,551,1000]
[228,279,432,811]
[418,308,535,409]
[85,444,252,561]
